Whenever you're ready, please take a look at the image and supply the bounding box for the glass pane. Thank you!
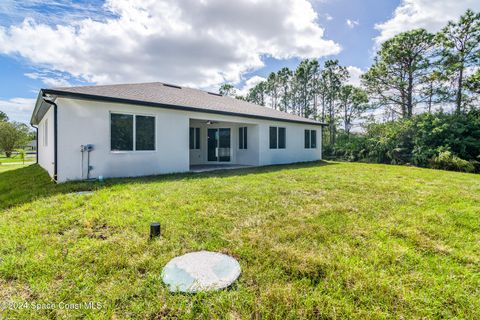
[239,127,244,149]
[311,130,317,148]
[305,130,310,148]
[136,115,155,150]
[111,113,133,151]
[207,129,217,161]
[189,127,194,149]
[195,128,201,149]
[278,127,286,149]
[219,128,230,162]
[244,126,247,149]
[269,127,277,149]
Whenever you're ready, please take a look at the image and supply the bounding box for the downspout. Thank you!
[42,97,58,182]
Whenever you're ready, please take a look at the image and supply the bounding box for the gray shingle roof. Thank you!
[40,82,324,126]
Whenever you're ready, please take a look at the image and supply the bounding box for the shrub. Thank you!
[429,151,475,173]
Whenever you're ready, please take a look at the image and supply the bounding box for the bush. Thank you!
[429,151,475,173]
[326,110,480,173]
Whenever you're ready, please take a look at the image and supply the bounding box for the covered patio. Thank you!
[189,117,260,169]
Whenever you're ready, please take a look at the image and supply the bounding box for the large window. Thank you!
[304,129,317,149]
[239,127,247,149]
[111,113,155,151]
[189,127,200,149]
[269,126,286,149]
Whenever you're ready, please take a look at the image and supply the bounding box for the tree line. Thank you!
[220,9,479,149]
[0,111,32,158]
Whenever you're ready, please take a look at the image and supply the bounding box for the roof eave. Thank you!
[42,89,327,126]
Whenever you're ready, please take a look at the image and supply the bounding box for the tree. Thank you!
[266,72,280,110]
[0,121,30,157]
[437,9,480,113]
[277,67,292,112]
[338,85,369,136]
[362,29,435,118]
[0,110,8,122]
[465,69,480,95]
[290,59,319,118]
[219,83,236,97]
[246,81,267,106]
[322,60,348,145]
[421,70,447,113]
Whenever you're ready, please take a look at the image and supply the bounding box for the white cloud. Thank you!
[346,19,359,29]
[236,75,267,97]
[346,66,364,87]
[375,0,480,44]
[0,0,341,89]
[0,98,36,124]
[24,72,72,87]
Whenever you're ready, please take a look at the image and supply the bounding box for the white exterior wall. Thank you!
[56,98,189,182]
[37,106,55,178]
[49,97,322,182]
[258,122,321,166]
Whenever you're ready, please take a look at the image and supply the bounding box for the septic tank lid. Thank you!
[162,250,241,293]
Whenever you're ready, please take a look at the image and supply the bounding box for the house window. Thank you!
[311,130,317,148]
[278,127,286,149]
[44,119,48,147]
[304,130,309,148]
[239,127,247,149]
[269,126,286,149]
[305,130,317,149]
[305,129,317,149]
[111,113,155,151]
[190,127,200,149]
[136,115,155,150]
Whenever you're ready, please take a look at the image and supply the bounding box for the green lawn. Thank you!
[0,162,479,319]
[0,153,36,164]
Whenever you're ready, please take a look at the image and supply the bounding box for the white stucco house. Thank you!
[30,82,324,182]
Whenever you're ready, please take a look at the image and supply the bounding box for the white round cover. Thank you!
[162,251,241,293]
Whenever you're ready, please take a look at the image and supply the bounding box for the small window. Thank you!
[270,126,286,149]
[190,127,200,149]
[278,127,286,149]
[44,119,48,147]
[269,126,277,149]
[136,115,155,151]
[111,113,133,151]
[239,127,248,149]
[311,130,317,148]
[305,130,317,149]
[304,130,310,148]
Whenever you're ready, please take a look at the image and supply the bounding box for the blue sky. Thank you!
[0,0,476,123]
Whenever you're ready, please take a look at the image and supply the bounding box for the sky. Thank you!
[0,0,478,124]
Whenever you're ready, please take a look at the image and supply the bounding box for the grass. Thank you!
[0,153,36,164]
[0,162,479,319]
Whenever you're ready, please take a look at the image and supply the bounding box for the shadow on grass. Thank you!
[0,161,335,210]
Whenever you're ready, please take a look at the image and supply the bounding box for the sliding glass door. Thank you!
[207,128,231,162]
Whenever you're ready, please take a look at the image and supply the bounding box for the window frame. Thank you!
[305,129,310,148]
[110,111,156,153]
[189,127,201,150]
[269,126,286,149]
[239,126,248,149]
[304,129,317,149]
[310,129,317,149]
